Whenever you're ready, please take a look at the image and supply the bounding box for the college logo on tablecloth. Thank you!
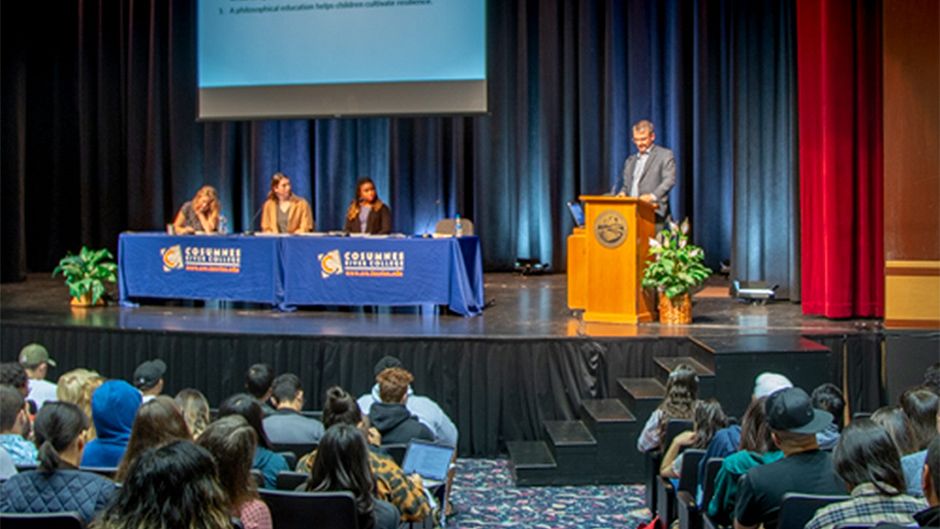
[318,250,344,278]
[317,249,405,279]
[161,245,184,272]
[160,245,241,273]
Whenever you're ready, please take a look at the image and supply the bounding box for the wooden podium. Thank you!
[567,196,656,323]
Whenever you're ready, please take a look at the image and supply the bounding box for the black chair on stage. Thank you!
[656,448,705,529]
[260,489,359,529]
[645,418,693,513]
[776,492,850,529]
[0,512,84,529]
[277,471,310,491]
[679,456,724,529]
[271,442,317,466]
[381,443,409,467]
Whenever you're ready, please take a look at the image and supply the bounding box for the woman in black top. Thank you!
[344,177,391,235]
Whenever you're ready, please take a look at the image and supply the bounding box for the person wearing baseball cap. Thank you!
[734,387,846,529]
[18,343,58,410]
[132,359,166,403]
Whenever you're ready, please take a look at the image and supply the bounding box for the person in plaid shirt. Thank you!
[805,419,926,529]
[297,386,430,523]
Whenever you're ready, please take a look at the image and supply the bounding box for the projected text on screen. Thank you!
[198,0,486,88]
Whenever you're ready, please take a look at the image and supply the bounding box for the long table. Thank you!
[118,233,484,316]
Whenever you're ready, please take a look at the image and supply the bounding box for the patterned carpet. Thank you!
[447,459,650,529]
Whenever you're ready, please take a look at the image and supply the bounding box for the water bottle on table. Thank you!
[218,215,229,235]
[454,214,463,238]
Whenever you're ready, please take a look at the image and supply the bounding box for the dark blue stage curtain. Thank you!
[1,0,797,292]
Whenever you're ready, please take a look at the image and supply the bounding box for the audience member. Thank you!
[198,415,273,529]
[707,397,783,524]
[0,362,30,399]
[56,368,105,440]
[733,387,844,529]
[358,356,458,447]
[661,399,729,479]
[115,396,191,483]
[18,343,57,409]
[91,440,232,529]
[218,393,288,489]
[132,359,166,403]
[369,367,434,445]
[752,372,792,400]
[0,448,16,480]
[0,402,116,523]
[900,387,940,496]
[923,362,940,396]
[872,405,918,456]
[304,424,400,529]
[637,363,699,452]
[805,419,926,529]
[0,385,37,465]
[811,383,844,450]
[81,380,142,468]
[915,436,940,526]
[263,373,325,444]
[175,388,211,440]
[298,386,430,522]
[245,363,277,416]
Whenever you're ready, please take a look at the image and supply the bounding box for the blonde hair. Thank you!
[175,389,211,440]
[193,185,221,224]
[56,369,105,440]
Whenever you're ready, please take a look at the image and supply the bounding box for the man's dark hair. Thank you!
[0,385,25,431]
[927,436,940,501]
[244,364,275,400]
[811,383,845,428]
[0,363,28,392]
[833,419,906,494]
[271,373,302,405]
[900,386,940,451]
[924,362,940,396]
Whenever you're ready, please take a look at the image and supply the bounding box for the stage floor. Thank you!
[1,273,875,339]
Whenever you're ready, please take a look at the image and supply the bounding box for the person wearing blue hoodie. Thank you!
[80,380,142,468]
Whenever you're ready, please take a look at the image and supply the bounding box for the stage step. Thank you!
[581,399,642,483]
[507,441,558,486]
[617,377,666,420]
[543,420,597,482]
[544,420,597,447]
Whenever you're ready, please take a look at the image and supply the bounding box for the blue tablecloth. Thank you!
[118,233,484,316]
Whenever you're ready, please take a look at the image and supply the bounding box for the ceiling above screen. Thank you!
[197,0,487,120]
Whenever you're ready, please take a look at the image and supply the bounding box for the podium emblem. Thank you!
[593,210,628,248]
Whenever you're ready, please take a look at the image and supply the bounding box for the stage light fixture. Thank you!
[514,258,551,276]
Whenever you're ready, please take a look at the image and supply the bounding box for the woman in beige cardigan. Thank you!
[260,172,314,234]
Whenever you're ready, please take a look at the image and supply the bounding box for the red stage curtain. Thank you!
[797,0,883,318]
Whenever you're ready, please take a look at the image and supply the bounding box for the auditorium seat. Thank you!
[381,443,408,466]
[656,448,705,529]
[276,471,309,491]
[680,457,724,529]
[0,512,84,529]
[259,489,359,529]
[645,419,693,513]
[777,493,851,529]
[270,442,317,464]
[79,466,117,479]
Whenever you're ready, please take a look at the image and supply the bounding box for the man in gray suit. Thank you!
[612,120,676,225]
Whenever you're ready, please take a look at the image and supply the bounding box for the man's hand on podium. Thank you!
[639,193,657,203]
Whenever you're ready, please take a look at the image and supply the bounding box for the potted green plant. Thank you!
[52,246,117,307]
[641,218,711,324]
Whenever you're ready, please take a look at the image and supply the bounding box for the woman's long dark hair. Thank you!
[92,440,231,529]
[833,419,907,494]
[306,424,377,529]
[218,393,272,450]
[739,397,775,453]
[691,399,729,449]
[33,401,87,473]
[345,177,384,221]
[900,386,939,451]
[197,415,259,511]
[115,396,191,483]
[266,172,292,202]
[871,405,918,456]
